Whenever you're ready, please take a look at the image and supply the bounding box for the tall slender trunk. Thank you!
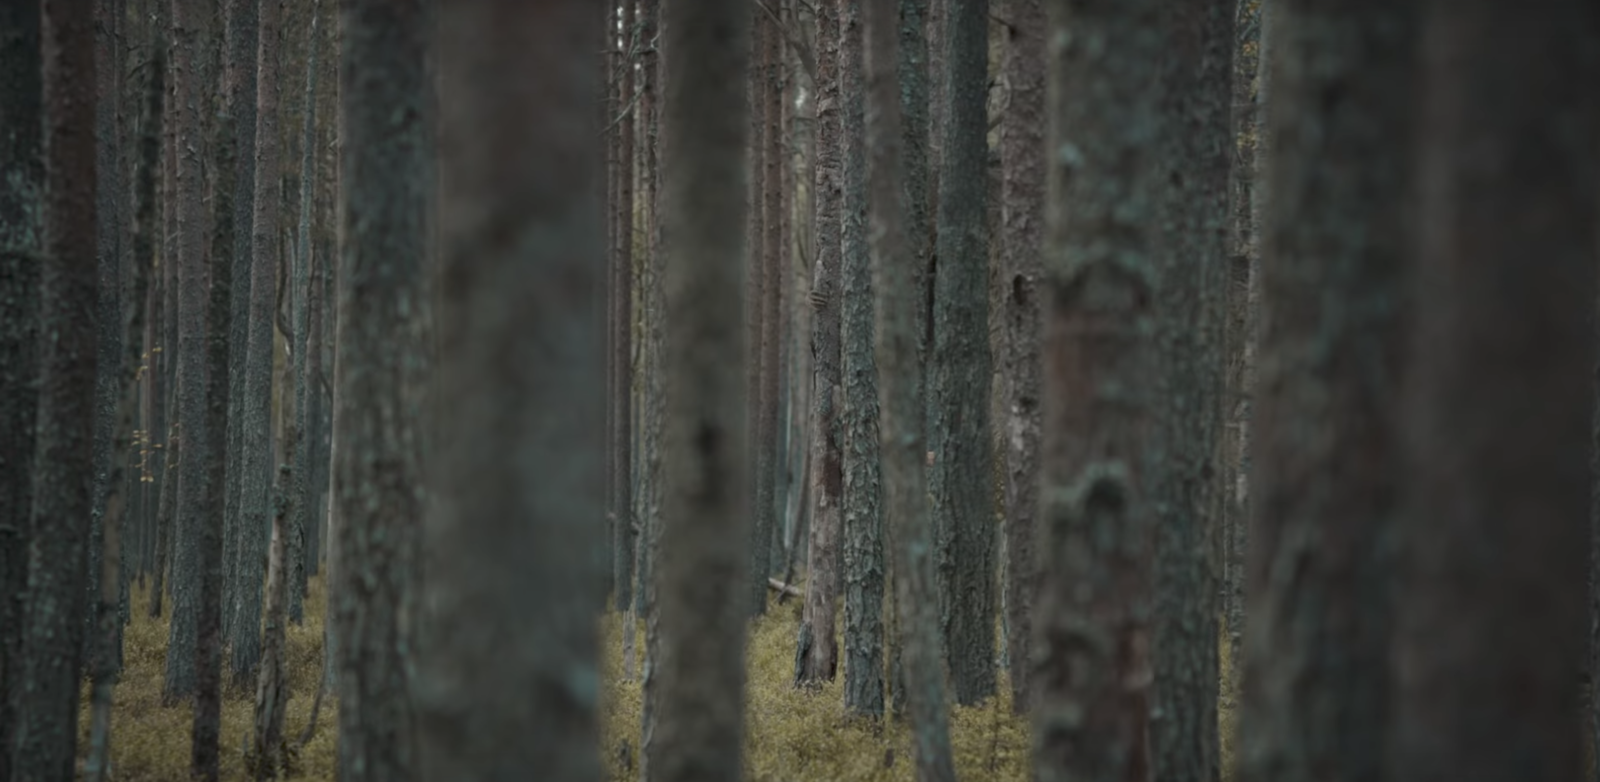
[649,1,751,779]
[751,0,782,616]
[613,0,637,614]
[250,471,290,779]
[997,0,1042,716]
[1034,1,1162,780]
[286,0,320,628]
[419,3,604,779]
[333,0,428,777]
[1392,5,1597,781]
[10,0,98,776]
[232,0,282,687]
[864,0,956,776]
[0,0,43,766]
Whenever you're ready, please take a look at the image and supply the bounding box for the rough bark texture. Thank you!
[333,1,427,778]
[10,0,97,775]
[635,0,662,628]
[222,0,259,650]
[285,0,321,631]
[419,4,603,779]
[613,0,637,614]
[751,0,782,616]
[649,2,750,779]
[1034,1,1161,781]
[232,0,281,687]
[998,0,1041,716]
[839,0,885,719]
[865,0,956,776]
[161,0,211,704]
[929,0,995,707]
[744,2,768,619]
[798,0,844,688]
[1237,3,1416,781]
[0,0,43,765]
[1391,5,1597,782]
[1150,2,1232,780]
[250,474,290,779]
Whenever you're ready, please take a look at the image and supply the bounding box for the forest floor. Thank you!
[80,577,1239,781]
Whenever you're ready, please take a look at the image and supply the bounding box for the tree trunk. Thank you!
[0,0,43,764]
[1034,1,1162,781]
[162,0,212,704]
[864,0,956,776]
[419,3,604,779]
[649,1,751,778]
[250,472,290,780]
[798,0,844,688]
[929,0,995,706]
[286,0,321,630]
[232,0,282,687]
[613,0,637,614]
[1391,5,1597,781]
[997,0,1042,716]
[1236,3,1417,782]
[751,0,782,616]
[332,0,428,777]
[839,0,885,719]
[10,0,97,775]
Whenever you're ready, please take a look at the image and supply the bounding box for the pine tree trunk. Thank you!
[419,3,604,779]
[10,0,98,775]
[232,0,282,687]
[798,0,844,688]
[1034,1,1162,780]
[332,0,428,777]
[864,0,956,776]
[286,0,320,629]
[649,1,751,778]
[1391,5,1597,781]
[998,0,1042,716]
[751,0,782,616]
[1238,4,1417,782]
[251,473,290,780]
[613,0,637,614]
[0,0,43,762]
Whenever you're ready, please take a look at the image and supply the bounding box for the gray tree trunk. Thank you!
[997,0,1042,716]
[751,1,782,616]
[864,0,956,776]
[161,0,211,704]
[222,0,258,650]
[10,0,98,775]
[286,0,320,628]
[1391,5,1597,781]
[0,0,43,764]
[332,0,428,778]
[1034,1,1162,780]
[612,0,637,614]
[231,0,282,687]
[1236,3,1417,782]
[648,1,751,778]
[418,3,604,779]
[797,0,844,688]
[839,0,885,719]
[928,0,995,706]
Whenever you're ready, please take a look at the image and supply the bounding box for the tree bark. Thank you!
[333,0,428,778]
[751,0,782,616]
[649,1,751,778]
[1034,1,1162,780]
[0,0,43,766]
[419,3,604,779]
[231,0,282,687]
[798,0,844,688]
[864,0,956,776]
[10,0,97,775]
[250,473,290,780]
[1237,4,1417,782]
[613,0,637,614]
[997,0,1042,716]
[929,0,995,706]
[1391,5,1597,781]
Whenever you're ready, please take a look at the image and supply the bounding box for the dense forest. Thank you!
[0,0,1597,781]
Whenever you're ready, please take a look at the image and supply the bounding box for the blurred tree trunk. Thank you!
[864,0,956,776]
[10,0,98,775]
[929,0,995,706]
[286,0,321,628]
[419,3,604,779]
[331,1,428,778]
[798,0,844,688]
[0,0,43,765]
[1391,5,1597,781]
[251,472,290,779]
[1034,0,1161,780]
[649,1,751,778]
[839,0,885,719]
[997,0,1042,716]
[751,0,782,616]
[1237,3,1417,782]
[613,0,637,614]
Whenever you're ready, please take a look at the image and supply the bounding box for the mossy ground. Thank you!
[88,577,1242,781]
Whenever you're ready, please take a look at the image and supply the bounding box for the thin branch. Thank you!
[753,0,817,83]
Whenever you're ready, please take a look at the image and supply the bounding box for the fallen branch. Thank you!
[767,577,803,599]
